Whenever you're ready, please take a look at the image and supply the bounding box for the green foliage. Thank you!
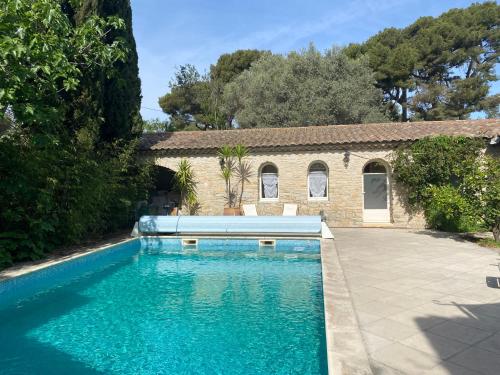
[159,50,265,130]
[174,160,198,214]
[158,65,213,130]
[223,46,388,128]
[0,0,126,128]
[0,133,152,268]
[392,136,484,206]
[142,118,169,133]
[477,238,500,248]
[210,50,265,84]
[66,0,142,142]
[393,136,499,239]
[0,0,151,268]
[346,1,500,121]
[424,186,478,232]
[463,156,500,241]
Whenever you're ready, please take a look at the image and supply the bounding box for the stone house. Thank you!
[140,119,499,228]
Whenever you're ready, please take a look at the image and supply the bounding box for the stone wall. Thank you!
[155,146,426,228]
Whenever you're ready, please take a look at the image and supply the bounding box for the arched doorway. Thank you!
[363,161,390,223]
[148,165,179,215]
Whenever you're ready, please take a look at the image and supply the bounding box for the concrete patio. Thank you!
[334,228,500,375]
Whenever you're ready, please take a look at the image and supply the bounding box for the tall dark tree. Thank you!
[68,0,142,141]
[210,50,266,128]
[210,49,265,84]
[158,65,210,130]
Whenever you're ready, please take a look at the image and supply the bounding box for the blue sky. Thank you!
[131,0,497,120]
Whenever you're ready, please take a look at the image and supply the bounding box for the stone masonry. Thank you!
[155,146,427,228]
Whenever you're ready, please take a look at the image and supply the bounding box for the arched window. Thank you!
[308,162,328,199]
[260,164,279,200]
[363,161,386,174]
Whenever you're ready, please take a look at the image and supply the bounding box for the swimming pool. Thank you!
[0,238,327,374]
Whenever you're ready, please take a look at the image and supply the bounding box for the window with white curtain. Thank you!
[308,162,328,199]
[260,164,278,200]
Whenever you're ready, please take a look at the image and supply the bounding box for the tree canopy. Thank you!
[346,1,500,121]
[210,49,265,84]
[158,50,265,130]
[223,46,388,128]
[0,0,126,130]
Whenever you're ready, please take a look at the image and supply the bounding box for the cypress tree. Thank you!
[68,0,142,142]
[101,0,142,141]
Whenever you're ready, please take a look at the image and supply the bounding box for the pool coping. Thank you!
[320,239,373,375]
[0,237,137,281]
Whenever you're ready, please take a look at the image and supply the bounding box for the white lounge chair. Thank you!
[242,204,258,216]
[282,204,297,216]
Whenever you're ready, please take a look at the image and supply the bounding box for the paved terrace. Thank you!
[334,228,500,375]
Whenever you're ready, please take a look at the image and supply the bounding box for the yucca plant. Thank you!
[174,160,197,214]
[218,144,252,208]
[186,190,201,215]
[233,145,252,207]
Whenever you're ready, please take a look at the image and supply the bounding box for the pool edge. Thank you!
[320,239,373,375]
[0,237,137,282]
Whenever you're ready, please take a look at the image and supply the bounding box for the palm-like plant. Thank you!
[234,145,252,206]
[174,160,197,214]
[218,144,252,208]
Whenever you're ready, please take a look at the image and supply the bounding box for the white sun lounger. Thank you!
[242,204,258,216]
[282,204,297,216]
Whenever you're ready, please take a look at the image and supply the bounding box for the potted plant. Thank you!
[218,144,252,215]
[174,160,198,215]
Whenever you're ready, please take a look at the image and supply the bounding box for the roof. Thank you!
[140,119,500,154]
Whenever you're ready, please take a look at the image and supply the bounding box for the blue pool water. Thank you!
[0,238,327,375]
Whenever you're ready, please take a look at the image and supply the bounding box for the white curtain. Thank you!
[262,173,278,198]
[309,171,327,197]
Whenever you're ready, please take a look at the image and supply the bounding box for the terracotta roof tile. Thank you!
[140,119,500,153]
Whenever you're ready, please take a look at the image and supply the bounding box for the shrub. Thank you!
[0,133,152,269]
[392,136,484,207]
[392,135,499,240]
[424,186,478,232]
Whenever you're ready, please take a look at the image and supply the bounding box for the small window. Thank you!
[363,162,387,174]
[260,164,278,200]
[308,162,328,199]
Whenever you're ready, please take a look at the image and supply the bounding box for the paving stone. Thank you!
[451,286,500,303]
[357,311,384,327]
[334,228,500,375]
[400,332,469,360]
[400,287,448,300]
[363,318,419,341]
[370,343,440,373]
[449,346,500,375]
[477,332,500,355]
[379,293,430,309]
[429,321,493,345]
[356,301,407,318]
[361,331,394,354]
[370,360,406,375]
[422,362,483,375]
[387,308,446,331]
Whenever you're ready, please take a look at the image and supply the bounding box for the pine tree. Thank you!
[346,1,499,121]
